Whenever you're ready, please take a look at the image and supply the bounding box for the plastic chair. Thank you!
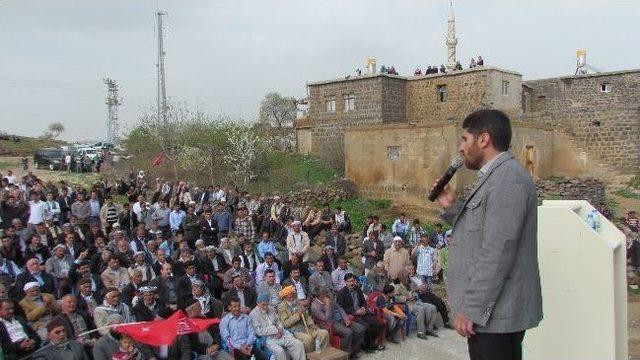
[366,291,388,344]
[325,322,342,349]
[367,292,406,341]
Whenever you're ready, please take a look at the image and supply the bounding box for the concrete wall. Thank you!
[344,122,556,204]
[296,128,312,155]
[344,123,460,205]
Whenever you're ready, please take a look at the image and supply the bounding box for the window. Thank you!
[501,80,509,96]
[562,80,572,91]
[343,93,355,111]
[600,83,612,93]
[387,146,401,161]
[436,85,448,102]
[325,96,336,112]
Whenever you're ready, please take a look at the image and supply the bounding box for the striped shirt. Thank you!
[415,245,436,277]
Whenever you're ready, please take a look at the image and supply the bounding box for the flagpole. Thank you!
[18,322,145,360]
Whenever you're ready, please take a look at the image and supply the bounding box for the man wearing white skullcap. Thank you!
[286,221,310,262]
[383,236,411,281]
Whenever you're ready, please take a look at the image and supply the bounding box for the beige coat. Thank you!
[286,231,310,262]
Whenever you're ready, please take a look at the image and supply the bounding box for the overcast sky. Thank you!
[0,0,638,141]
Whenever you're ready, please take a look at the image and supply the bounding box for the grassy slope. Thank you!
[248,152,336,194]
[0,136,67,156]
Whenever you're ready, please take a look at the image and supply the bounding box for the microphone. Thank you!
[428,156,464,202]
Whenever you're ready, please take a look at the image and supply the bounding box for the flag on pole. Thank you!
[116,310,220,346]
[151,152,165,167]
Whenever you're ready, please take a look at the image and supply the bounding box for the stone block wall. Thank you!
[381,77,406,123]
[524,70,640,113]
[405,67,522,124]
[522,70,640,173]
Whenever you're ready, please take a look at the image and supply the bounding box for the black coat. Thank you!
[199,218,217,244]
[321,253,340,273]
[176,274,207,303]
[69,268,103,294]
[221,287,257,310]
[324,233,347,256]
[150,276,179,306]
[121,282,145,306]
[133,300,173,321]
[336,285,366,315]
[75,291,102,313]
[0,316,41,359]
[12,272,56,301]
[198,253,228,276]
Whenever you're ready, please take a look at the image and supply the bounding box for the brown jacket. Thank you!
[19,293,58,329]
[276,300,315,332]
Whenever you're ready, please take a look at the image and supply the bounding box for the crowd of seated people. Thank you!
[0,170,455,359]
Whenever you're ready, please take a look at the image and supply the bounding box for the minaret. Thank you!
[445,0,458,71]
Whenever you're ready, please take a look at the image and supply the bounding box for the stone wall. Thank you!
[522,70,640,173]
[300,68,639,204]
[524,70,640,113]
[381,77,407,123]
[405,67,522,124]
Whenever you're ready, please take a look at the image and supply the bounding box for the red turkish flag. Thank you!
[151,152,165,167]
[116,310,220,346]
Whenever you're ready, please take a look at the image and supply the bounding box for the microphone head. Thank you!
[450,155,464,169]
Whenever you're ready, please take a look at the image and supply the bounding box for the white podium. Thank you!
[524,200,628,360]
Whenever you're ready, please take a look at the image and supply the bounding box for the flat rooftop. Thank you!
[307,66,522,86]
[524,68,640,83]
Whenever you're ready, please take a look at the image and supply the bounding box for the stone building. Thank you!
[295,67,640,205]
[295,2,639,205]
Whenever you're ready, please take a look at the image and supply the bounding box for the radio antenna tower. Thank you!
[156,11,168,122]
[103,78,121,144]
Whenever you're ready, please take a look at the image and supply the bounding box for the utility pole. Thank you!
[156,11,168,122]
[103,78,121,144]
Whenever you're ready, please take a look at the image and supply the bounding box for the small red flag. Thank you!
[116,310,219,346]
[151,152,165,167]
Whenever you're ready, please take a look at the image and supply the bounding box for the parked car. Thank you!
[33,148,67,170]
[77,147,99,160]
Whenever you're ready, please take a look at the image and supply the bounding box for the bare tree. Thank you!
[258,92,297,150]
[43,122,65,139]
[137,102,207,179]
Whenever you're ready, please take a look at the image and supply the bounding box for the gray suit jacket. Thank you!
[442,152,542,333]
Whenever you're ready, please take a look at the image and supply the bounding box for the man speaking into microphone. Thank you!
[431,109,542,360]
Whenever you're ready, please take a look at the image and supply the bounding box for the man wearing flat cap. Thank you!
[44,243,75,297]
[75,277,101,315]
[93,287,132,336]
[132,286,172,321]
